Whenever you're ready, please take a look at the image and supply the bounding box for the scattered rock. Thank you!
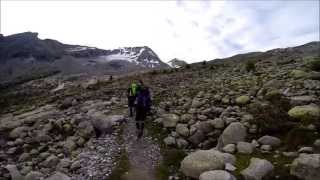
[221,122,247,146]
[288,105,320,121]
[45,172,71,180]
[290,154,320,180]
[199,170,236,180]
[237,142,254,154]
[5,165,24,180]
[25,171,44,180]
[241,158,274,180]
[180,149,226,178]
[258,135,281,147]
[162,114,180,128]
[223,144,236,154]
[236,95,250,105]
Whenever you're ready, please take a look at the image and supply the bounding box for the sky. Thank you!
[1,0,319,63]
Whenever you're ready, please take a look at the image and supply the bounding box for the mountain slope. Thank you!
[0,32,169,84]
[167,58,188,68]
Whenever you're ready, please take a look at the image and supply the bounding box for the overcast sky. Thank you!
[1,0,319,63]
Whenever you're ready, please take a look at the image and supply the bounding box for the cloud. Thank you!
[1,0,319,63]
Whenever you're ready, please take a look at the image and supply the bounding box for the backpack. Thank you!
[129,83,138,96]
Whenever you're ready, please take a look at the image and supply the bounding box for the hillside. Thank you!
[0,32,169,88]
[0,42,319,180]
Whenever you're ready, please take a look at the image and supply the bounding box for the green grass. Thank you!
[234,152,298,180]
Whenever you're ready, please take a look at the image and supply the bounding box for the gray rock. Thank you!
[177,138,189,149]
[199,170,236,180]
[9,126,29,139]
[162,114,180,128]
[25,171,44,180]
[5,165,24,180]
[197,121,214,134]
[90,113,125,134]
[180,149,226,178]
[164,136,176,146]
[290,154,320,180]
[43,155,60,168]
[222,144,236,154]
[45,172,71,180]
[176,124,189,137]
[237,142,254,154]
[63,139,77,153]
[180,114,193,123]
[225,163,237,171]
[298,147,314,154]
[314,139,320,148]
[210,118,225,129]
[188,130,206,146]
[290,96,317,106]
[258,135,281,147]
[241,158,274,180]
[221,122,247,146]
[261,145,272,152]
[71,160,81,170]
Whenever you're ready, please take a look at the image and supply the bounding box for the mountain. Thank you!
[0,32,170,85]
[167,58,188,68]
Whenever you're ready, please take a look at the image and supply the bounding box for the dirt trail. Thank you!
[121,114,162,180]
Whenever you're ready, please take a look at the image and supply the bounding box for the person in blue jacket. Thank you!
[135,80,151,138]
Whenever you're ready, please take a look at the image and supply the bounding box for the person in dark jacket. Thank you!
[135,80,151,138]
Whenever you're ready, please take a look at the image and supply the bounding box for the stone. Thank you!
[282,151,299,158]
[188,130,206,146]
[222,144,236,154]
[288,105,320,121]
[90,113,125,134]
[5,165,24,180]
[237,142,254,154]
[164,136,176,146]
[162,114,180,128]
[225,163,237,171]
[71,160,81,170]
[25,171,44,180]
[180,149,226,178]
[176,124,189,137]
[197,121,214,134]
[45,172,71,180]
[191,98,203,108]
[180,114,193,123]
[221,122,247,146]
[43,155,60,168]
[210,118,225,129]
[261,145,272,152]
[236,95,250,105]
[290,154,320,180]
[258,135,281,147]
[290,96,317,106]
[241,158,274,180]
[177,138,189,149]
[199,170,236,180]
[56,158,71,171]
[298,147,313,154]
[314,139,320,148]
[9,126,29,139]
[63,139,77,153]
[290,69,308,79]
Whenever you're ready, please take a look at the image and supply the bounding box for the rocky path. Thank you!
[121,114,162,180]
[72,107,162,180]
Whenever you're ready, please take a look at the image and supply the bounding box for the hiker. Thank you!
[127,81,139,117]
[135,80,151,138]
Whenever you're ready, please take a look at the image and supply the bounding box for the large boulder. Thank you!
[288,105,320,121]
[90,113,125,134]
[290,154,320,180]
[199,170,236,180]
[258,135,281,147]
[162,114,180,128]
[180,149,226,178]
[221,122,247,146]
[241,158,274,180]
